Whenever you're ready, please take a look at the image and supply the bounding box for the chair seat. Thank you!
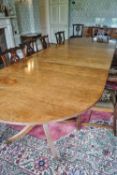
[91,89,114,112]
[80,87,116,136]
[91,103,113,112]
[82,123,112,129]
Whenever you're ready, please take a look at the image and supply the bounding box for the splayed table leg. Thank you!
[43,123,60,159]
[6,125,35,144]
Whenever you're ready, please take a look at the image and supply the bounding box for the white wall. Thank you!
[15,0,40,34]
[38,0,50,35]
[69,0,117,36]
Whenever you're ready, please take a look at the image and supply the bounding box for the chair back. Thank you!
[92,27,110,43]
[72,24,84,37]
[8,47,20,64]
[55,31,65,45]
[85,27,93,37]
[0,50,8,68]
[21,40,35,56]
[20,43,27,58]
[40,35,49,49]
[111,48,117,69]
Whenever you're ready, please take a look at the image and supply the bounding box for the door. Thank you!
[49,0,69,43]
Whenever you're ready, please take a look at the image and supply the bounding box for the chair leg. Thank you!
[76,116,81,129]
[111,90,117,107]
[35,41,38,52]
[113,114,116,136]
[76,110,93,129]
[22,47,27,59]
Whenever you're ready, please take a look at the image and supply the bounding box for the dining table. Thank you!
[0,38,115,158]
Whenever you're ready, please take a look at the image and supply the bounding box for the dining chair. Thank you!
[0,50,8,67]
[110,29,117,44]
[77,90,117,136]
[82,49,117,135]
[72,24,84,38]
[109,48,117,75]
[106,60,117,97]
[55,31,65,45]
[85,27,93,37]
[92,27,110,43]
[105,48,117,100]
[21,40,35,57]
[92,90,116,134]
[40,35,50,49]
[21,33,42,53]
[31,38,38,52]
[20,43,27,59]
[8,47,20,64]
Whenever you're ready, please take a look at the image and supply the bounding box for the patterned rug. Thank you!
[0,108,115,175]
[0,122,117,175]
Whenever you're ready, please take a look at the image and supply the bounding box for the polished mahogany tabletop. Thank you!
[0,38,115,124]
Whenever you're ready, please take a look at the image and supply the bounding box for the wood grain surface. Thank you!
[0,38,115,124]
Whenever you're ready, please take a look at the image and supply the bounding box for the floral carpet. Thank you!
[0,118,117,175]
